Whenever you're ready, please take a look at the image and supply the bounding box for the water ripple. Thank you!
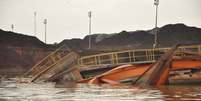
[0,81,201,101]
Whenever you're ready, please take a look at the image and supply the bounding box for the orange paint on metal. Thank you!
[101,79,121,85]
[156,67,170,85]
[79,64,150,83]
[172,60,201,70]
[89,77,99,84]
[79,60,201,85]
[101,65,150,81]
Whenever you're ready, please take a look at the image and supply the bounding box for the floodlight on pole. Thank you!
[153,0,159,48]
[34,11,37,36]
[11,24,14,32]
[88,11,92,49]
[43,19,47,44]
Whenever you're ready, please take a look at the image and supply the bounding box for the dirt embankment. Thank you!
[0,30,56,76]
[59,24,201,55]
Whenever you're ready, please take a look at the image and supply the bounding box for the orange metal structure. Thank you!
[79,59,201,85]
[78,45,201,86]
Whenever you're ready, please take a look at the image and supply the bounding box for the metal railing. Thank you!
[24,45,71,77]
[78,45,201,67]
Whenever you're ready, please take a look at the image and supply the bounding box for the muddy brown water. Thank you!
[0,80,201,101]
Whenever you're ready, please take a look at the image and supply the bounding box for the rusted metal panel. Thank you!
[31,52,79,82]
[22,45,81,83]
[78,44,201,86]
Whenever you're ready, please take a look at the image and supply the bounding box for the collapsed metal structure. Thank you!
[23,45,81,82]
[23,44,201,86]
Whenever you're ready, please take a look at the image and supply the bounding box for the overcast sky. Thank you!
[0,0,201,43]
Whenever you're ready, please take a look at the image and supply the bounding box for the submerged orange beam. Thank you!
[80,65,150,84]
[101,64,150,81]
[156,67,170,85]
[79,59,201,85]
[172,60,201,70]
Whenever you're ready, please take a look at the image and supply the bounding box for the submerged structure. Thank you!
[23,44,201,86]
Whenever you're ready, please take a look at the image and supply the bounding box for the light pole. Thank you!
[34,11,37,36]
[153,0,159,48]
[11,24,14,32]
[88,11,92,49]
[43,19,47,44]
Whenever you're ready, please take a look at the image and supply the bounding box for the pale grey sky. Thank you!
[0,0,201,43]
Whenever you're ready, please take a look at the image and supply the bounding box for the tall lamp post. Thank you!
[88,11,92,49]
[11,24,14,32]
[153,0,159,48]
[43,19,47,44]
[34,11,37,36]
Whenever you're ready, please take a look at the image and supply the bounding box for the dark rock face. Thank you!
[158,24,201,47]
[96,31,154,48]
[58,38,83,50]
[60,23,201,51]
[0,30,54,76]
[0,29,48,48]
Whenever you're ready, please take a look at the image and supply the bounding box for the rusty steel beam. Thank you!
[78,59,201,85]
[23,45,71,77]
[136,44,179,85]
[30,52,79,82]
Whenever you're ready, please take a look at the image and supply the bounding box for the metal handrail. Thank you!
[78,45,201,67]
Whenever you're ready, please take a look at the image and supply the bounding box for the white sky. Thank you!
[0,0,201,44]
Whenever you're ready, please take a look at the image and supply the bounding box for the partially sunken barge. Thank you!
[21,43,201,86]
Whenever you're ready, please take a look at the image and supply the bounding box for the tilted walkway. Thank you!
[23,45,79,82]
[78,44,201,67]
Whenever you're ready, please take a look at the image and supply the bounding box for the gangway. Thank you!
[23,45,80,82]
[78,44,201,67]
[78,44,201,86]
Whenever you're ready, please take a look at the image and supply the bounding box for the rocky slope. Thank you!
[0,29,49,48]
[59,24,201,54]
[0,30,54,76]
